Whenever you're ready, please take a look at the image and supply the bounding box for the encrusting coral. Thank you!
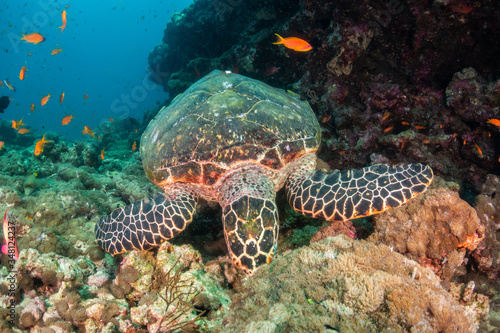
[219,235,479,332]
[471,174,500,280]
[370,181,485,280]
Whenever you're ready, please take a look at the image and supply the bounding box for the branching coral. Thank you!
[150,256,205,333]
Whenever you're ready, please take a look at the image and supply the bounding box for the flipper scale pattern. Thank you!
[95,188,198,255]
[286,163,433,221]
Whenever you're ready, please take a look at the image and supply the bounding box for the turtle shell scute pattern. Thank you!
[141,70,321,188]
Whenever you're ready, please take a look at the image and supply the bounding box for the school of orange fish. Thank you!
[0,8,138,159]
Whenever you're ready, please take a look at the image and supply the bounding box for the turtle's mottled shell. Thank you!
[141,70,320,188]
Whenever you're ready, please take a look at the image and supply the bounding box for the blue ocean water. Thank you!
[0,0,192,140]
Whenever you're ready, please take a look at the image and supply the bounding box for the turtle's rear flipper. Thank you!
[95,188,198,255]
[286,163,433,222]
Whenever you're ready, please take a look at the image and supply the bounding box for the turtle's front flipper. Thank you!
[95,187,198,255]
[219,168,279,275]
[286,161,433,221]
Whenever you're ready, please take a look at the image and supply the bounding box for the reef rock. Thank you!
[472,174,500,280]
[219,235,478,332]
[370,186,484,280]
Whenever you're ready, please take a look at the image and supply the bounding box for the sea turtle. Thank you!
[95,70,433,275]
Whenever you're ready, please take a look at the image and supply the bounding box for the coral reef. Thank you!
[0,0,499,331]
[471,174,500,280]
[0,241,229,332]
[219,235,480,332]
[370,182,484,280]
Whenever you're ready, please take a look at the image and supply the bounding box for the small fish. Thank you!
[3,79,15,91]
[383,126,393,133]
[21,32,44,44]
[41,93,51,106]
[474,143,482,155]
[51,48,63,55]
[0,141,4,150]
[381,112,391,121]
[1,207,19,260]
[100,148,105,160]
[34,133,52,156]
[61,114,74,125]
[263,65,280,77]
[109,118,114,122]
[449,2,474,14]
[132,141,137,151]
[30,103,35,112]
[414,125,426,130]
[17,128,30,134]
[486,119,500,127]
[19,65,27,80]
[320,114,332,124]
[59,10,67,33]
[134,129,138,133]
[12,118,26,130]
[401,121,410,126]
[60,92,65,104]
[84,94,89,99]
[27,52,33,56]
[273,33,312,52]
[422,139,430,144]
[82,125,95,138]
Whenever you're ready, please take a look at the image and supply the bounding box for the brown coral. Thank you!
[219,235,478,332]
[471,174,500,280]
[370,186,484,280]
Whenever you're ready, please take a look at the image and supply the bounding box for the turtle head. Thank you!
[218,166,279,276]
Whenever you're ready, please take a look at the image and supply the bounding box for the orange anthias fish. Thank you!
[2,207,19,261]
[30,103,35,112]
[61,114,74,125]
[0,141,4,150]
[59,10,67,33]
[12,118,26,130]
[273,33,312,52]
[51,48,63,55]
[474,143,482,155]
[100,148,105,160]
[132,141,137,151]
[84,94,89,99]
[449,2,474,14]
[21,33,44,44]
[60,92,65,104]
[41,94,51,106]
[82,125,95,138]
[18,128,30,134]
[486,119,500,127]
[19,65,27,80]
[34,133,52,156]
